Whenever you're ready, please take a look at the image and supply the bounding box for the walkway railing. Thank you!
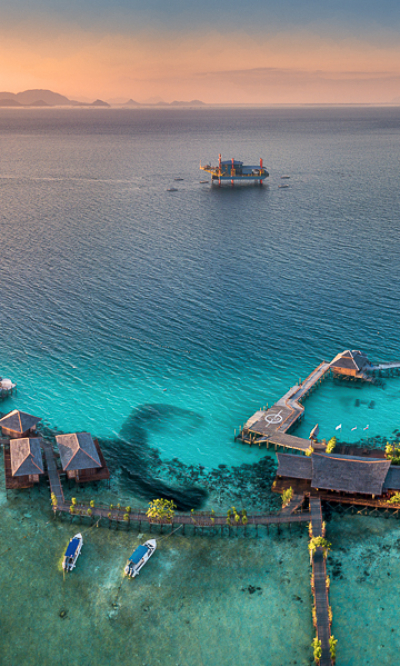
[310,496,332,666]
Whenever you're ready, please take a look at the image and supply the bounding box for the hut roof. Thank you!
[311,452,390,495]
[384,466,400,491]
[56,432,101,471]
[330,349,370,372]
[0,409,41,434]
[277,453,313,480]
[10,438,44,476]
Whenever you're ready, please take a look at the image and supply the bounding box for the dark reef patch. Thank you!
[99,403,280,511]
[99,403,207,510]
[35,403,282,511]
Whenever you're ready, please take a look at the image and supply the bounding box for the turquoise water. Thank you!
[1,106,400,664]
[296,375,400,446]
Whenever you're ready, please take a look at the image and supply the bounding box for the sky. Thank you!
[1,1,400,103]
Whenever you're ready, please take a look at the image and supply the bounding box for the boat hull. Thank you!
[62,533,83,572]
[125,539,157,578]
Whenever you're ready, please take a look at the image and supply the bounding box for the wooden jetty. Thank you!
[53,501,310,532]
[368,361,400,377]
[310,496,332,666]
[240,360,331,451]
[41,439,64,503]
[239,349,400,455]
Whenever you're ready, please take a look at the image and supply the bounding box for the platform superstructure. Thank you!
[200,154,269,185]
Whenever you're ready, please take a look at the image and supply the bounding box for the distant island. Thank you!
[0,89,206,108]
[0,89,111,108]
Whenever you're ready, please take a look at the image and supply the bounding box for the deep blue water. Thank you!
[1,106,400,480]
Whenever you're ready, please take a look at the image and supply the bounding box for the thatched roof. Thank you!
[330,349,370,372]
[277,453,313,480]
[0,410,41,433]
[55,432,101,471]
[384,466,400,491]
[10,438,44,476]
[311,452,390,495]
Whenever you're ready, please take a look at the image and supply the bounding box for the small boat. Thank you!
[199,180,208,184]
[62,533,83,572]
[281,175,290,179]
[278,184,290,189]
[167,187,178,192]
[174,177,184,181]
[124,539,157,578]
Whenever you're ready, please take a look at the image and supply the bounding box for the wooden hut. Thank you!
[4,437,44,489]
[0,410,41,439]
[311,452,390,497]
[329,349,371,378]
[55,432,109,483]
[276,451,391,499]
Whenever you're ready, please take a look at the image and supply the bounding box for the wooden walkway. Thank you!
[239,361,331,452]
[53,502,310,530]
[369,361,400,374]
[41,440,64,503]
[310,496,332,666]
[280,493,305,516]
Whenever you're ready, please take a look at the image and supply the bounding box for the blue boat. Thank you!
[200,154,269,185]
[62,533,83,572]
[124,539,157,578]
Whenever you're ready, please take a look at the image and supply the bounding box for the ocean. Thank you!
[1,106,400,665]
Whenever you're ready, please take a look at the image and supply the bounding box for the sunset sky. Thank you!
[1,1,400,103]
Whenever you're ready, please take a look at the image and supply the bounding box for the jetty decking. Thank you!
[53,501,310,530]
[240,361,330,451]
[310,496,332,666]
[41,439,64,503]
[369,361,400,377]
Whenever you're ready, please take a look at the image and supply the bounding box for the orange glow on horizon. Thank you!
[1,27,400,104]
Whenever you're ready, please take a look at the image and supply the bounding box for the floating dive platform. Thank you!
[200,154,269,185]
[0,377,16,399]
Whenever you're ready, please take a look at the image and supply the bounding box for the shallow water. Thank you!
[327,513,400,665]
[1,106,400,664]
[0,485,312,666]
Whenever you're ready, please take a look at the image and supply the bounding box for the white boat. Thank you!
[124,539,157,578]
[62,533,83,572]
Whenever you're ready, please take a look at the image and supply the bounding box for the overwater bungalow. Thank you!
[4,437,44,489]
[329,349,371,379]
[275,451,400,501]
[0,410,41,439]
[55,432,110,484]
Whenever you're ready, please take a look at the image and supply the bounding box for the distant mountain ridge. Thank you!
[0,89,206,108]
[0,89,110,107]
[117,98,206,107]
